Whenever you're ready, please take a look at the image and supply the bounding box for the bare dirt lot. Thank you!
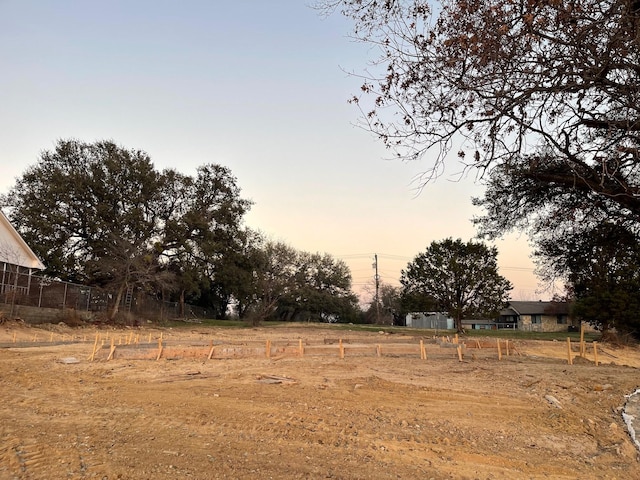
[1,322,639,480]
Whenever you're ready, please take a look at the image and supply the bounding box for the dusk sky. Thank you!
[0,1,548,302]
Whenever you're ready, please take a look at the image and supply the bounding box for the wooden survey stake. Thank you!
[156,336,163,361]
[107,338,116,361]
[419,340,426,360]
[89,334,99,362]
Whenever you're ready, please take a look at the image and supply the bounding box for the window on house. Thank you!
[531,314,542,324]
[557,315,568,325]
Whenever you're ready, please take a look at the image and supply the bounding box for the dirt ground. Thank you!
[1,321,639,480]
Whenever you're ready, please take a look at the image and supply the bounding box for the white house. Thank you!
[0,210,45,296]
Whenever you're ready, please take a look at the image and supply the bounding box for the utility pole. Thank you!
[373,254,380,324]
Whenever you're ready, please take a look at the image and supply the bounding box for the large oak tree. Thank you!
[1,139,252,320]
[401,238,512,332]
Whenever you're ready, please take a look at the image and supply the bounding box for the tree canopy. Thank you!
[536,222,640,338]
[401,238,512,332]
[322,0,640,201]
[243,240,359,325]
[323,0,640,336]
[1,139,359,324]
[0,139,252,319]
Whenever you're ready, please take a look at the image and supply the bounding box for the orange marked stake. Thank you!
[156,336,163,361]
[107,338,116,361]
[89,334,99,362]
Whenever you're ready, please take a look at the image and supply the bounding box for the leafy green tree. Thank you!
[401,238,512,332]
[246,240,300,325]
[1,139,252,321]
[536,223,640,338]
[240,240,359,325]
[1,140,167,318]
[219,229,267,319]
[159,164,252,318]
[277,251,359,323]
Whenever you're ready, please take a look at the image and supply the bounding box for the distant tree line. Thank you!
[0,139,359,324]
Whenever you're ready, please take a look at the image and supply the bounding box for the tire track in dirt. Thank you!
[1,438,59,479]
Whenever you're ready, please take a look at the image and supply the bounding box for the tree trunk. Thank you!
[179,290,185,318]
[109,281,127,321]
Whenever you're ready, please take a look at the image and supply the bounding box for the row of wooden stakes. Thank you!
[87,335,522,363]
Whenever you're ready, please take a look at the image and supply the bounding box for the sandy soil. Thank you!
[1,321,639,480]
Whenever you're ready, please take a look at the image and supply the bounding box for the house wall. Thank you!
[0,211,45,269]
[519,314,568,332]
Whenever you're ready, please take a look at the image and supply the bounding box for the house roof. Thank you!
[0,210,45,270]
[503,300,569,316]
